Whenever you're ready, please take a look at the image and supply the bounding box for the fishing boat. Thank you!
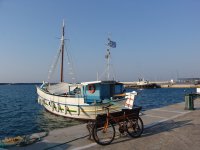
[36,21,137,120]
[136,78,161,89]
[125,78,161,89]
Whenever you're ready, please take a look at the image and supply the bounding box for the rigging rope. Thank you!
[47,38,77,83]
[64,41,77,83]
[47,47,62,82]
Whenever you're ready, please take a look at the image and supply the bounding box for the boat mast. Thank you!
[105,36,116,81]
[105,36,111,81]
[106,48,111,80]
[60,20,65,82]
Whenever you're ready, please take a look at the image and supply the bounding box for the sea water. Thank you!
[131,88,195,110]
[0,84,195,139]
[0,84,82,139]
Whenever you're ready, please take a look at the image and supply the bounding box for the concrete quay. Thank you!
[8,98,200,150]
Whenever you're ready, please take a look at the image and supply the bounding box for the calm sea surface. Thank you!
[0,84,195,139]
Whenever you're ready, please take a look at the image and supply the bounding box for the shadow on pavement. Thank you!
[143,119,192,137]
[109,119,192,146]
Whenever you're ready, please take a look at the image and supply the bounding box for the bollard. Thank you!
[184,94,194,110]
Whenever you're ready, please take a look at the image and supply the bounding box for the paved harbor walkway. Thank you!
[7,98,200,150]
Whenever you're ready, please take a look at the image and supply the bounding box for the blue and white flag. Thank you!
[108,38,116,48]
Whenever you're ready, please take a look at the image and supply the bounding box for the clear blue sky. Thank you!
[0,0,200,83]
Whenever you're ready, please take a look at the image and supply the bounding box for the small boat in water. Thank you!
[126,78,161,89]
[36,21,137,120]
[136,78,160,89]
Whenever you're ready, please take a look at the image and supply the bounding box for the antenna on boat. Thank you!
[97,72,99,81]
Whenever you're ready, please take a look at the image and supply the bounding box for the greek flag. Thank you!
[108,38,116,48]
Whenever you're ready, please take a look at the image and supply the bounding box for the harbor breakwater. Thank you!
[122,82,199,88]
